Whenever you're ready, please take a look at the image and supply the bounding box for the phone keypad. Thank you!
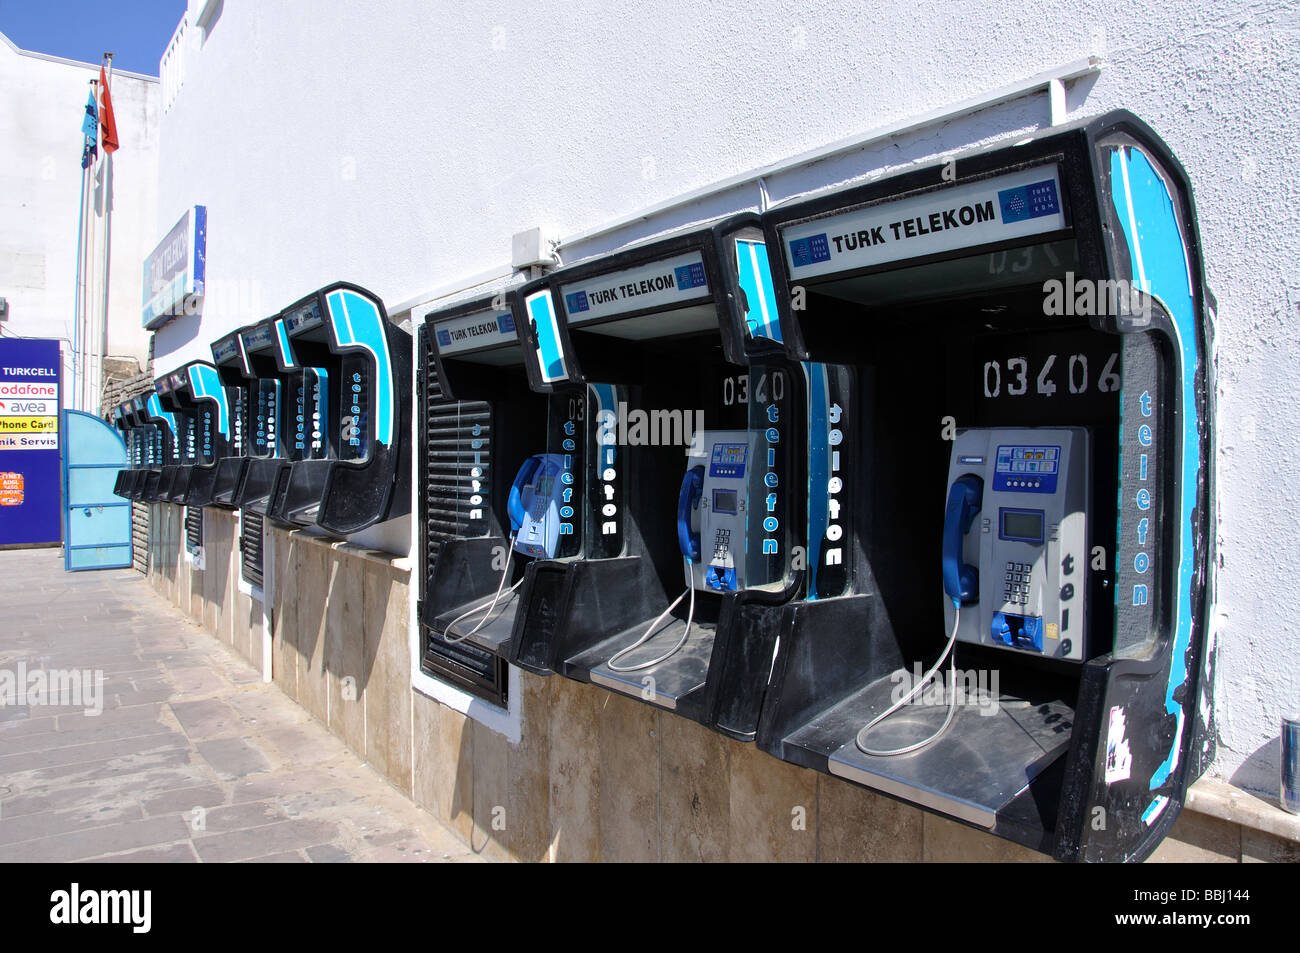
[1004,560,1033,607]
[713,528,731,560]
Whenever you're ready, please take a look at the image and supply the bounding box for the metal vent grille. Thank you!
[418,325,506,707]
[240,512,264,589]
[185,505,204,553]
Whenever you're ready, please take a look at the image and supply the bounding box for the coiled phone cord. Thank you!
[606,556,697,673]
[443,533,522,645]
[854,606,962,757]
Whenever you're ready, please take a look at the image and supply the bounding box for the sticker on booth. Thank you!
[0,472,23,505]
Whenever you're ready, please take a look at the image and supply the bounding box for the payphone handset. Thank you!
[943,427,1091,662]
[606,430,752,674]
[856,426,1091,758]
[443,452,567,644]
[510,452,567,559]
[681,430,751,593]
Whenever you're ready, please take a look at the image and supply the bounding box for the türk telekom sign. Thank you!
[0,339,61,545]
[142,205,206,330]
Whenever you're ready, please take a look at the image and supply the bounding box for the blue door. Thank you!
[62,410,133,571]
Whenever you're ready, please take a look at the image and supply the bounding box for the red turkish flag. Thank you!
[98,64,119,154]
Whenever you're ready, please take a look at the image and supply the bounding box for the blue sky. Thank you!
[0,0,188,76]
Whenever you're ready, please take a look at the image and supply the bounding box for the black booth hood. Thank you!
[513,211,773,384]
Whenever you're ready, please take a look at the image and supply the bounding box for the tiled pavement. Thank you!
[0,548,481,863]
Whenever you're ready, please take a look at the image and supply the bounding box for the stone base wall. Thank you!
[145,504,1298,863]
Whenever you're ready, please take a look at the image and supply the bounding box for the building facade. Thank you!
[126,0,1300,861]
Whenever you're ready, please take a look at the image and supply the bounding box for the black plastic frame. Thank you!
[208,329,253,509]
[754,110,1215,862]
[233,315,297,528]
[502,214,807,740]
[268,282,412,537]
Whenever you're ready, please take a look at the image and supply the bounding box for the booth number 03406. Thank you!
[983,351,1120,399]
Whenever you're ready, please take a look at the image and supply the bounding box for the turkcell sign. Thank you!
[434,310,517,356]
[142,206,207,330]
[561,251,710,324]
[783,165,1066,279]
[0,338,61,545]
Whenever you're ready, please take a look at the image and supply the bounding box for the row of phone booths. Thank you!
[116,112,1215,862]
[112,283,412,573]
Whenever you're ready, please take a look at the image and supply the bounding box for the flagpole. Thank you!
[78,79,97,412]
[95,53,115,415]
[72,121,87,411]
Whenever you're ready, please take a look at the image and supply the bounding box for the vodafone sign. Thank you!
[0,382,57,399]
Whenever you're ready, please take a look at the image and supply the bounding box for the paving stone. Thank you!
[139,783,228,817]
[239,850,306,863]
[170,698,242,739]
[194,737,272,780]
[192,819,340,862]
[305,843,351,863]
[84,842,199,863]
[0,799,144,846]
[0,814,190,862]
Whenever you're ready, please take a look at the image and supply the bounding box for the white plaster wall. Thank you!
[152,0,1300,793]
[0,33,159,391]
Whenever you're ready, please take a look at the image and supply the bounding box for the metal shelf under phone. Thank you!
[576,617,718,711]
[806,668,1074,829]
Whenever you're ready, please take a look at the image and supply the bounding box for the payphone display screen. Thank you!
[339,354,369,463]
[999,508,1044,544]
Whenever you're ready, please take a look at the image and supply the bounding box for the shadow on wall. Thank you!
[1230,736,1282,798]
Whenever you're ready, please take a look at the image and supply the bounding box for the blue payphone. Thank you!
[754,111,1216,862]
[139,390,178,502]
[111,399,151,501]
[208,330,253,508]
[268,283,412,538]
[232,316,295,525]
[504,215,806,739]
[151,369,197,504]
[176,361,232,508]
[417,288,584,698]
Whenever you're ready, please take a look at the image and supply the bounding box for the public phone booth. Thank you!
[152,373,194,504]
[418,288,574,703]
[232,315,295,525]
[267,282,412,537]
[502,215,804,738]
[111,400,147,500]
[208,331,253,508]
[176,361,233,508]
[124,398,157,500]
[754,111,1215,862]
[138,391,177,503]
